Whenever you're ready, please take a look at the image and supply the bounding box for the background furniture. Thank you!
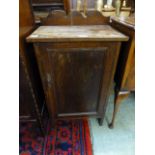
[19,0,46,135]
[32,0,70,24]
[109,15,135,128]
[32,0,134,25]
[27,25,128,126]
[32,0,70,13]
[102,7,131,17]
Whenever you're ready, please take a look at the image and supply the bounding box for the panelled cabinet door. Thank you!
[47,47,107,117]
[34,42,120,119]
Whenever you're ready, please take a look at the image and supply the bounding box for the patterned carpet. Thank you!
[19,119,92,155]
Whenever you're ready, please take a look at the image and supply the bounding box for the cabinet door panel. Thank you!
[47,48,107,116]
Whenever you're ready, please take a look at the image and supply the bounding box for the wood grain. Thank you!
[27,25,128,42]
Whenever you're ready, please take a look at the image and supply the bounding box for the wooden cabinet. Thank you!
[27,25,128,126]
[109,16,135,128]
[19,0,46,135]
[31,0,69,14]
[19,56,36,119]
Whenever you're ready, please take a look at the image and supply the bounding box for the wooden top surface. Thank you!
[26,25,128,42]
[110,16,135,29]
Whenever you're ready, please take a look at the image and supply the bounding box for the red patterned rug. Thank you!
[20,119,93,155]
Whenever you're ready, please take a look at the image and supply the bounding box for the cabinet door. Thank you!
[34,42,120,118]
[47,47,108,117]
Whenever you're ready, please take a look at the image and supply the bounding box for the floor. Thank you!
[89,92,135,155]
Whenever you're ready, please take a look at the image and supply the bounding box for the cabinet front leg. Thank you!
[45,93,57,129]
[109,90,129,129]
[98,117,104,126]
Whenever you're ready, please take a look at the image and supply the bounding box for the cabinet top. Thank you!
[26,25,128,42]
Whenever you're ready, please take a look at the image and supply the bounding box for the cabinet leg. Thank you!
[109,90,129,129]
[98,117,104,126]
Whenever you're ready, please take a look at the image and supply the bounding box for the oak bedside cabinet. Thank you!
[27,25,128,127]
